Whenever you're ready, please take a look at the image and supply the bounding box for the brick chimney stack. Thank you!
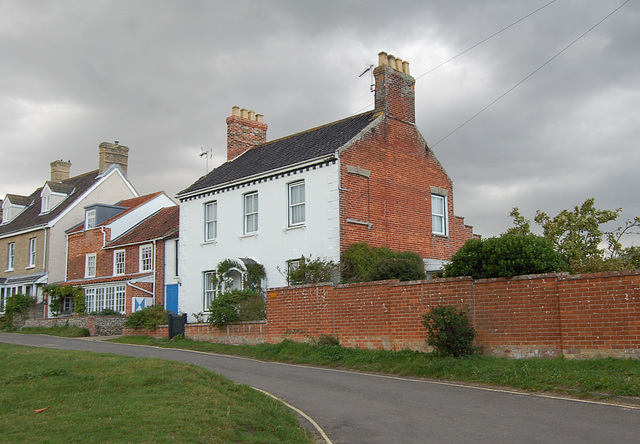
[226,106,268,161]
[374,51,415,124]
[99,141,129,175]
[50,160,71,182]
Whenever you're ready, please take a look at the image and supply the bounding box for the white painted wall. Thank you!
[178,162,340,320]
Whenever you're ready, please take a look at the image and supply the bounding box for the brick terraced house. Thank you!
[0,143,138,316]
[62,192,178,316]
[177,52,477,320]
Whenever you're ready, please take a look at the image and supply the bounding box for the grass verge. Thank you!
[18,325,90,337]
[111,336,640,400]
[0,343,313,444]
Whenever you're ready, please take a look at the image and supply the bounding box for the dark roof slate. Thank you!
[0,170,100,236]
[178,110,379,197]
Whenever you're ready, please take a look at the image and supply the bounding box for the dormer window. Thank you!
[42,195,50,213]
[86,209,96,230]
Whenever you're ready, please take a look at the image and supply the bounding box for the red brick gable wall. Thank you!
[339,116,475,261]
[67,228,111,280]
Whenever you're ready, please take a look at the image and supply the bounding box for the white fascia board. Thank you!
[177,154,336,200]
[47,167,139,228]
[0,225,46,240]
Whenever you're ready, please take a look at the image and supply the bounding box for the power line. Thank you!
[431,0,630,148]
[351,1,558,116]
[415,0,558,80]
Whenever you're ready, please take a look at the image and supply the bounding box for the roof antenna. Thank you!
[359,64,375,92]
[200,147,213,173]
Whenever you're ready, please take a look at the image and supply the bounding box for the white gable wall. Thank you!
[178,162,340,320]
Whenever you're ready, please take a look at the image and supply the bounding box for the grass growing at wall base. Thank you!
[112,336,640,400]
[0,343,313,443]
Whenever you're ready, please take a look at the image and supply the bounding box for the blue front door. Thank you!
[165,284,179,314]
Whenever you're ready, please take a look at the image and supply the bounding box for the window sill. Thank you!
[4,269,13,273]
[201,239,218,246]
[283,224,306,233]
[25,266,35,270]
[239,233,258,240]
[432,233,450,239]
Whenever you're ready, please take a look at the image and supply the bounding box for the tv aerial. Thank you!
[200,147,213,173]
[359,64,375,92]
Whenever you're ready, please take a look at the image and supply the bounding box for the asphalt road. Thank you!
[1,333,638,443]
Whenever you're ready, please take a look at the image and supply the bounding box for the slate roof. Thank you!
[178,110,380,197]
[0,170,101,236]
[5,194,32,206]
[107,206,179,247]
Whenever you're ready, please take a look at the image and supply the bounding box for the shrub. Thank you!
[0,293,35,331]
[422,305,477,358]
[124,305,169,330]
[286,255,338,285]
[368,255,425,282]
[444,234,565,279]
[208,290,266,328]
[341,243,425,282]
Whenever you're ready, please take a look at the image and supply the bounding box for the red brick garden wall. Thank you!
[133,271,639,359]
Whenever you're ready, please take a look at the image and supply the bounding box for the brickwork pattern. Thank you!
[127,271,638,359]
[226,115,268,161]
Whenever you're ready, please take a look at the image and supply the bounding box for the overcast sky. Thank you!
[1,0,638,245]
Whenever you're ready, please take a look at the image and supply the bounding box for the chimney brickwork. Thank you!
[99,142,129,175]
[374,51,415,124]
[226,106,267,161]
[50,160,71,182]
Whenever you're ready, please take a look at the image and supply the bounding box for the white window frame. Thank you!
[243,192,259,234]
[432,194,448,236]
[288,181,305,226]
[28,238,37,268]
[204,201,217,241]
[86,209,96,230]
[0,287,6,312]
[85,253,96,278]
[41,194,50,213]
[7,243,15,271]
[203,270,217,311]
[84,285,126,314]
[114,250,125,276]
[139,244,153,272]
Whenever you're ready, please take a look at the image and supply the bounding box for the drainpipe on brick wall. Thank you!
[64,232,69,283]
[152,239,157,307]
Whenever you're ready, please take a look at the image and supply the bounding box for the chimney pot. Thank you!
[402,61,410,75]
[256,114,263,123]
[232,106,240,116]
[378,51,388,67]
[248,110,256,121]
[240,108,249,119]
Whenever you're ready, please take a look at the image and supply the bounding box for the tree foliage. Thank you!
[124,305,170,330]
[444,234,565,279]
[341,243,425,282]
[509,198,640,273]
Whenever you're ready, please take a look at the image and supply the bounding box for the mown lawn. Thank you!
[112,336,640,400]
[0,343,313,444]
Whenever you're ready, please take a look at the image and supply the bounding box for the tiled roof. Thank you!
[64,272,152,286]
[47,182,75,194]
[0,170,101,236]
[108,206,179,247]
[5,194,32,206]
[178,110,379,197]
